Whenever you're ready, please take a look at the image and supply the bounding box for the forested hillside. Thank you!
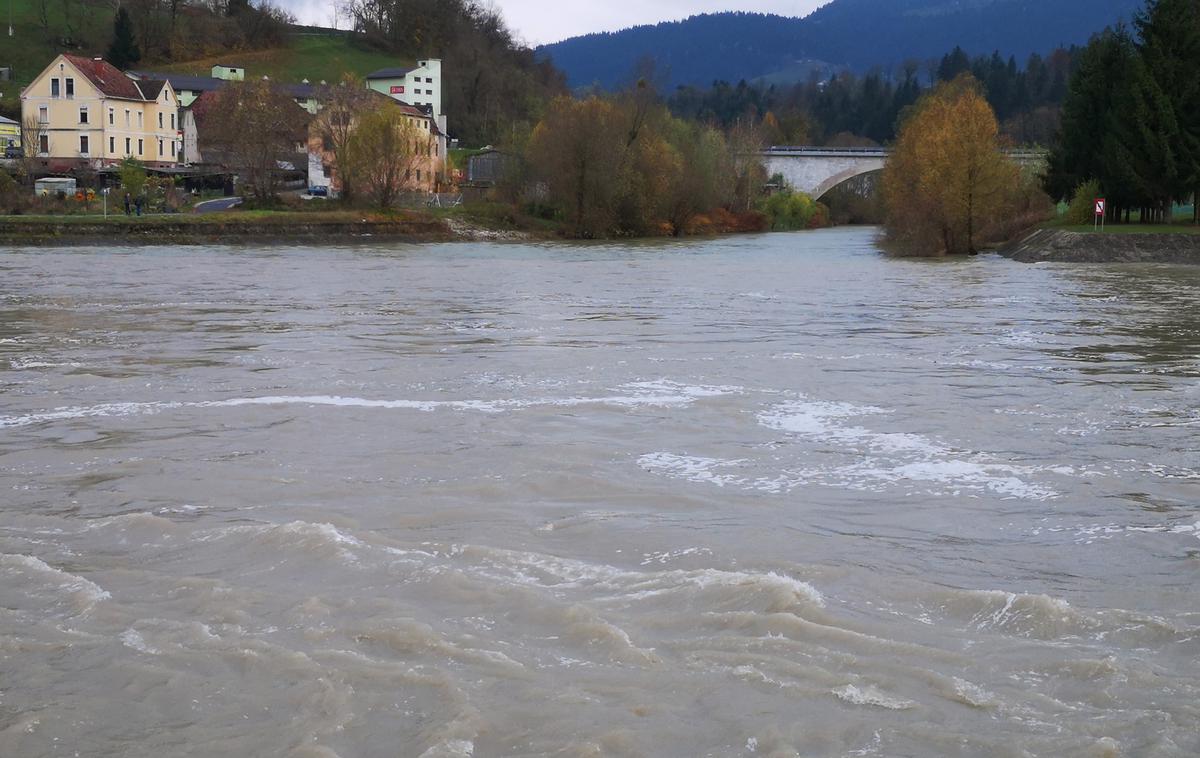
[538,0,1142,89]
[0,0,564,145]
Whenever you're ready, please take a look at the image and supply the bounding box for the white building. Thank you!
[365,59,444,134]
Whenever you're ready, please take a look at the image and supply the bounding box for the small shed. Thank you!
[35,177,77,197]
[467,149,515,185]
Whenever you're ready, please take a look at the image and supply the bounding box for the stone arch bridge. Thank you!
[761,147,1048,200]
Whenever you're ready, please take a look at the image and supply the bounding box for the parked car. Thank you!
[308,186,329,197]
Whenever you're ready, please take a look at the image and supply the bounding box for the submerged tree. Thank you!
[882,74,1019,255]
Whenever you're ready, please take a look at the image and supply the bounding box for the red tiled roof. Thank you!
[62,54,146,100]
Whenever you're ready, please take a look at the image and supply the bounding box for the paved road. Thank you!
[193,197,242,214]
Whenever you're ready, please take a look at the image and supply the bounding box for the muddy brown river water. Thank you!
[1,228,1198,757]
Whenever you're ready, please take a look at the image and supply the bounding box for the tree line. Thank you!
[506,86,773,238]
[665,45,1078,148]
[1045,0,1199,224]
[341,0,565,145]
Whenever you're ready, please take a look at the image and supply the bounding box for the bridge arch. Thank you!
[761,146,1047,201]
[761,147,888,201]
[810,164,884,201]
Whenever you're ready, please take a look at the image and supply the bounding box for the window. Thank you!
[79,135,89,155]
[65,78,74,99]
[79,107,88,124]
[39,135,48,154]
[426,77,433,83]
[170,113,175,130]
[109,108,114,125]
[158,112,163,129]
[137,112,143,128]
[125,110,131,127]
[137,139,143,156]
[109,136,115,153]
[125,137,131,154]
[171,141,176,158]
[158,139,163,156]
[38,105,48,124]
[51,78,60,98]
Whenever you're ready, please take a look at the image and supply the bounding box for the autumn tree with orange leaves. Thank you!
[883,74,1021,255]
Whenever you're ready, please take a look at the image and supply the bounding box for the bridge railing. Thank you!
[762,146,1047,160]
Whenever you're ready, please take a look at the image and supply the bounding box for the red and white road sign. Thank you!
[1095,198,1106,216]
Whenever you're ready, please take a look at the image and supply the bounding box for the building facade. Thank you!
[21,54,182,171]
[365,59,444,134]
[308,96,447,196]
[0,115,19,150]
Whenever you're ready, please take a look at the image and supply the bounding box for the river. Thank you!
[1,228,1197,757]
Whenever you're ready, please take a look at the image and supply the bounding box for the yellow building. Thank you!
[21,54,182,171]
[0,116,19,151]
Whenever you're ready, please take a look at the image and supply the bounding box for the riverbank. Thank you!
[0,210,459,245]
[1002,227,1200,263]
[0,205,777,245]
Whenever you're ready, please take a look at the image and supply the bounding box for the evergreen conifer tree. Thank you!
[1135,0,1200,221]
[106,8,141,71]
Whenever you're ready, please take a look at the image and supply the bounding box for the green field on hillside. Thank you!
[0,0,406,113]
[156,35,408,86]
[2,0,113,86]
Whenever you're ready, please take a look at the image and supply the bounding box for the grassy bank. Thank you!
[0,209,453,244]
[1046,222,1200,235]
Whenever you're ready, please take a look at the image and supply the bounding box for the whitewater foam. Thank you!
[832,684,916,710]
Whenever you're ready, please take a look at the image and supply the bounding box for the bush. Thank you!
[1065,179,1102,225]
[758,190,830,231]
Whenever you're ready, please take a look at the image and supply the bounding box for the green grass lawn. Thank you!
[1051,222,1200,234]
[157,35,408,86]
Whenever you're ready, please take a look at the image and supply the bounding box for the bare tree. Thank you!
[19,116,47,184]
[202,80,309,202]
[312,76,376,200]
[341,101,426,209]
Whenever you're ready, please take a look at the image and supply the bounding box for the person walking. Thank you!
[134,195,144,217]
[123,193,131,216]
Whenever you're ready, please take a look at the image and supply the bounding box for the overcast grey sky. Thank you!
[282,1,828,46]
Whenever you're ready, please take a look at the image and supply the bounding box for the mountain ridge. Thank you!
[537,1,1143,90]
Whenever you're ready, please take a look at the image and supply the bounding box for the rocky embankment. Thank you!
[1003,228,1200,263]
